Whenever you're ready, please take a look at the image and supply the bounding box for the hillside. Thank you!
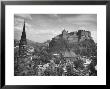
[14,30,97,76]
[49,30,96,57]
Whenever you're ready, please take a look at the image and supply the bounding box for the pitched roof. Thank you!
[63,51,76,57]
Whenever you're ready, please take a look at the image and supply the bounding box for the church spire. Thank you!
[23,21,25,33]
[19,21,27,46]
[19,21,27,56]
[21,21,26,40]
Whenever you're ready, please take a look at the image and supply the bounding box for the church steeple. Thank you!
[21,21,26,40]
[19,21,27,45]
[19,21,27,56]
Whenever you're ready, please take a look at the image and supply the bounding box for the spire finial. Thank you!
[24,20,25,24]
[23,20,25,32]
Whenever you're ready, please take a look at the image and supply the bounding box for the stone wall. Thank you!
[61,30,91,43]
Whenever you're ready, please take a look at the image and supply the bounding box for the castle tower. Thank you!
[77,30,91,41]
[19,21,27,57]
[62,29,68,39]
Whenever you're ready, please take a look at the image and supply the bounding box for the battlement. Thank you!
[54,29,91,43]
[77,30,91,41]
[62,29,68,39]
[62,29,91,42]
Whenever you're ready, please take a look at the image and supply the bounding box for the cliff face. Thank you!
[49,30,96,57]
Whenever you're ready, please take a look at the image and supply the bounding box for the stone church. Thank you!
[19,21,27,57]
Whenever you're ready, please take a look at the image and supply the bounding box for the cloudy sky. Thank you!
[14,14,97,43]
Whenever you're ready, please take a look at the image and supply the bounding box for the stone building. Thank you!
[49,29,92,53]
[61,29,91,43]
[62,29,68,39]
[19,21,27,57]
[53,29,91,44]
[77,30,91,41]
[68,32,78,43]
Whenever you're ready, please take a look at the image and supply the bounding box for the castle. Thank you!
[54,29,91,43]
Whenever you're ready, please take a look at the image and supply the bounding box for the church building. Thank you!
[19,21,27,57]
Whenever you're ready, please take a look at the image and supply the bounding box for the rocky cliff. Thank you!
[49,30,96,57]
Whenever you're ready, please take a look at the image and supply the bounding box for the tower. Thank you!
[62,29,68,39]
[19,21,27,57]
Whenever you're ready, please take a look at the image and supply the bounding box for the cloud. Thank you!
[14,26,22,31]
[62,15,97,26]
[14,14,97,43]
[14,18,24,23]
[14,15,33,30]
[91,31,97,43]
[48,14,59,18]
[63,14,96,21]
[14,14,32,20]
[14,30,22,40]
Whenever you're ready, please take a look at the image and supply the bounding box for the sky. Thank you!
[14,14,97,43]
